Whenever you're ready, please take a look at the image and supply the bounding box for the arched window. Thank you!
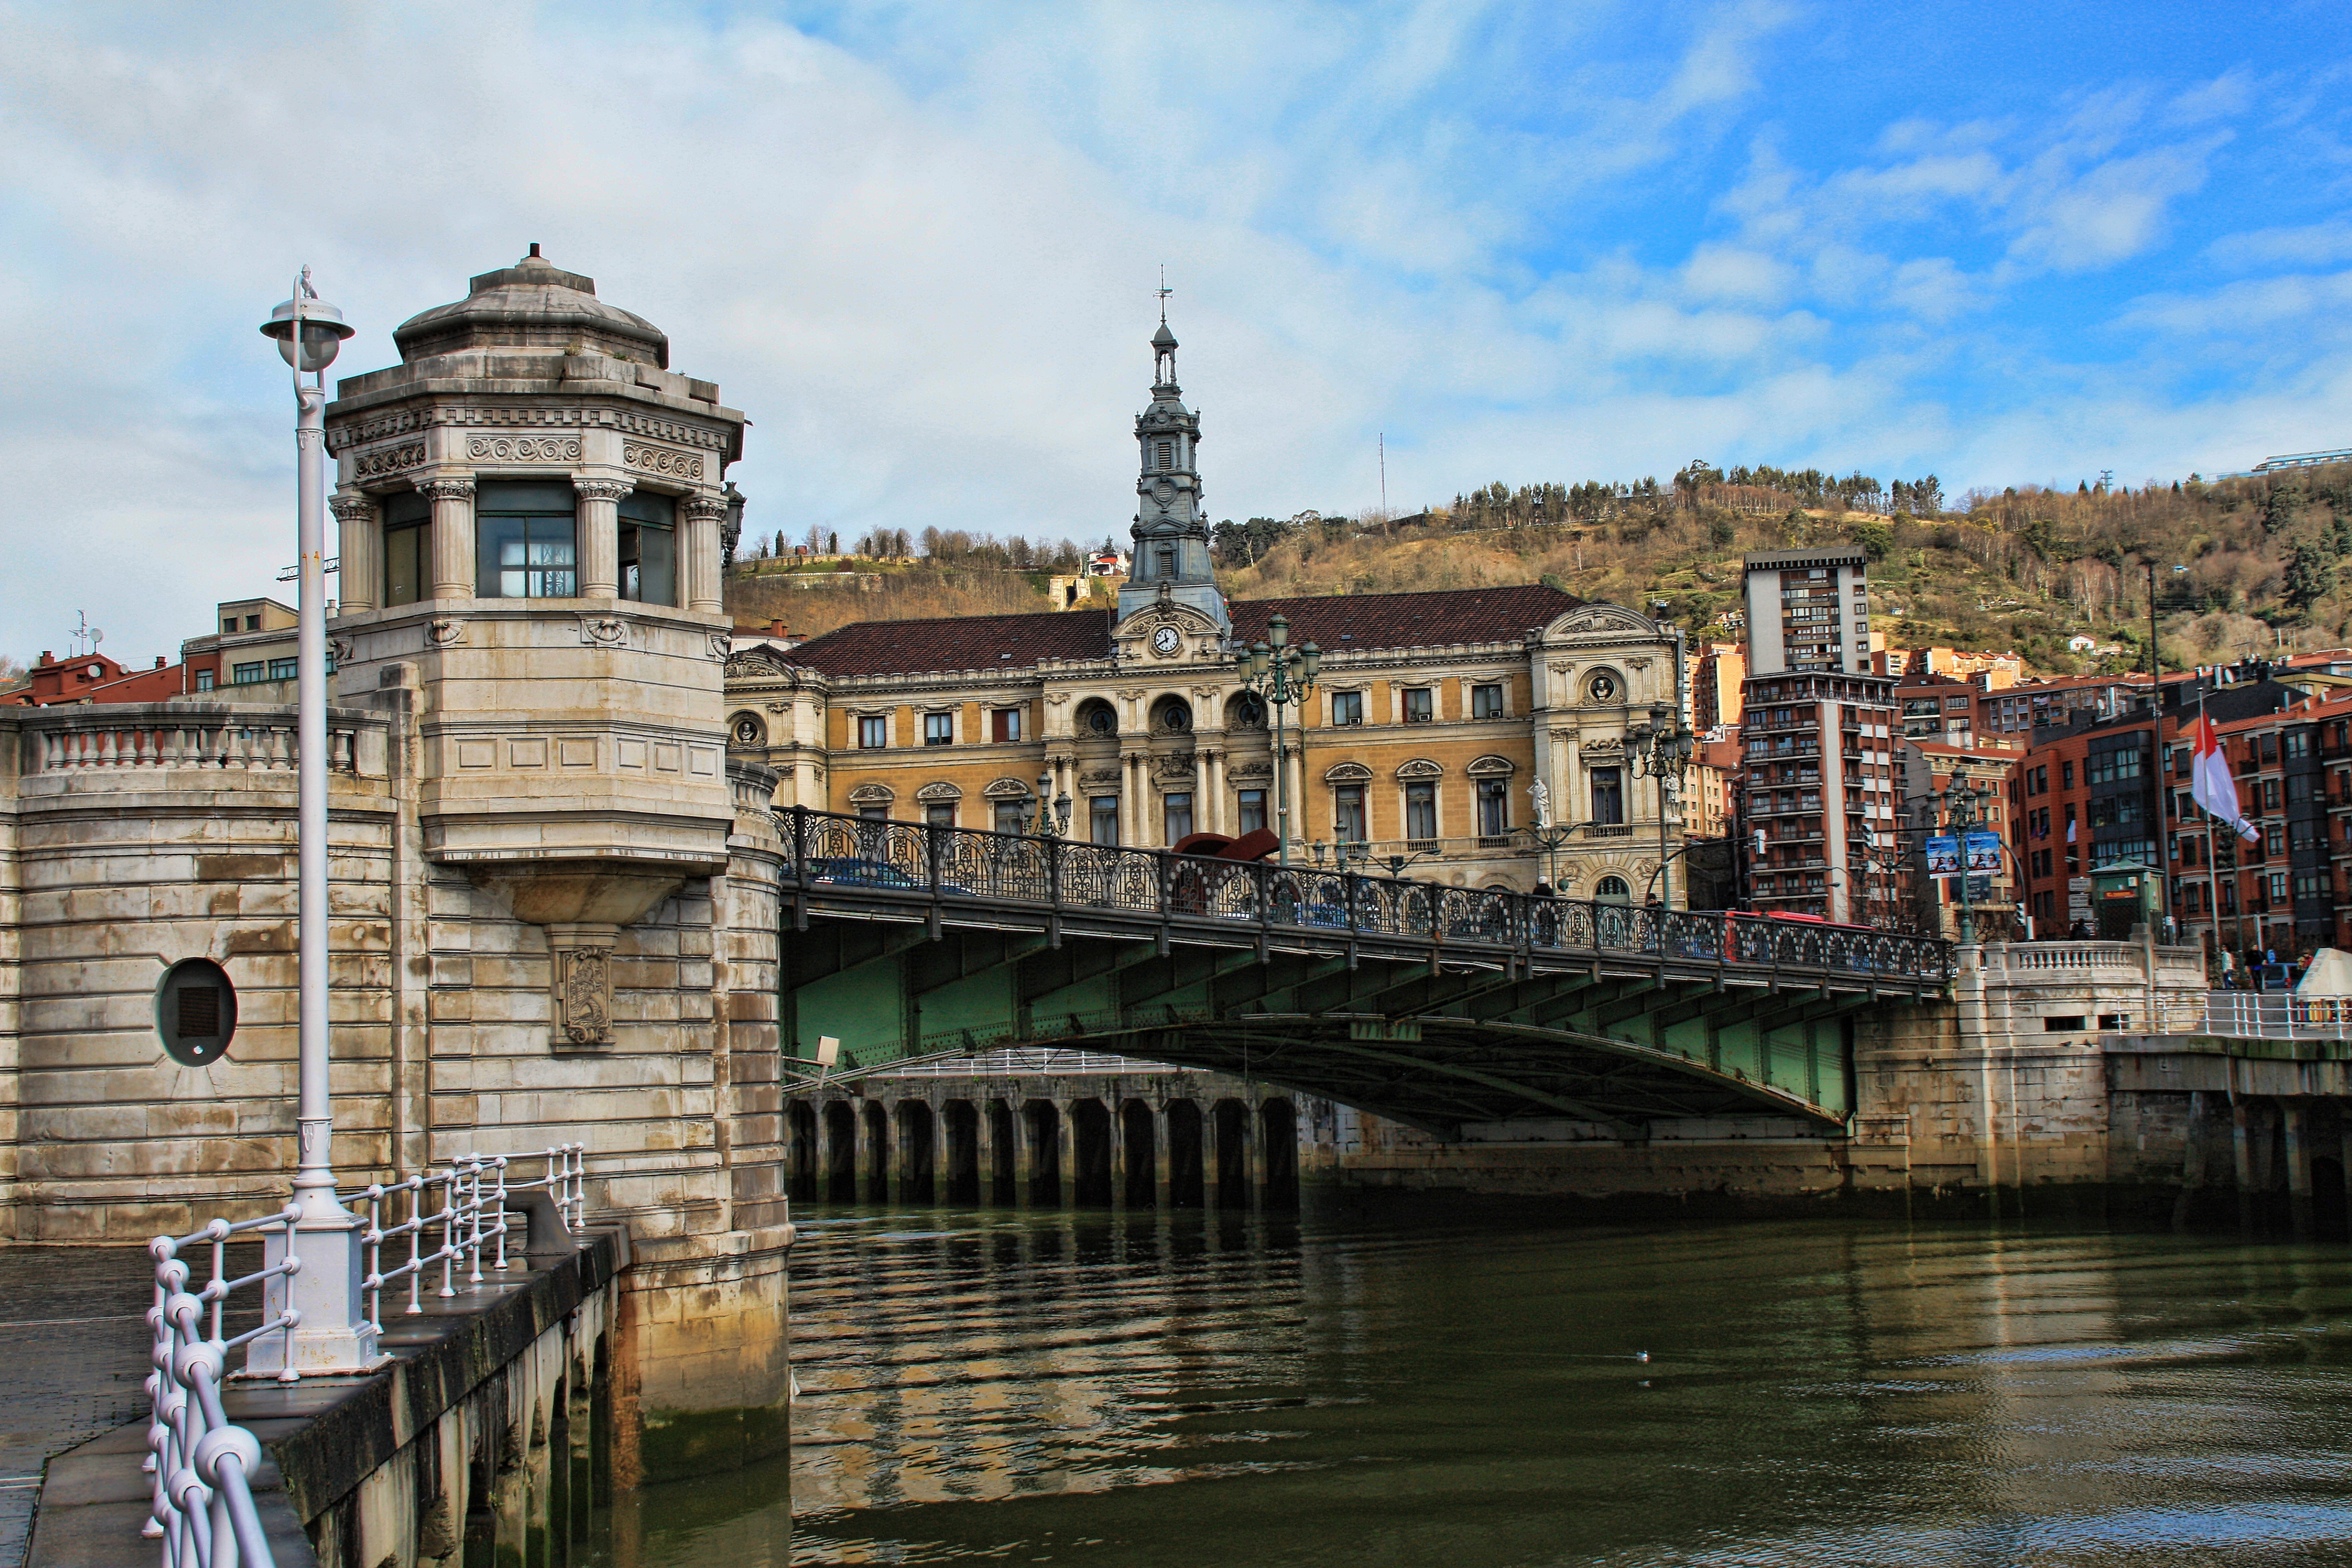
[1153,696,1193,733]
[1594,875,1631,902]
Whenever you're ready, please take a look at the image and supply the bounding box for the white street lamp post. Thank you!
[253,270,378,1375]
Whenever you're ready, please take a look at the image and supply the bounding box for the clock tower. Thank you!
[1116,316,1229,636]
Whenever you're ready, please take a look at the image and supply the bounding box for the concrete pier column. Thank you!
[1107,1095,1128,1212]
[2284,1101,2313,1236]
[2233,1100,2254,1193]
[1243,1098,1265,1212]
[2183,1090,2213,1190]
[1055,1100,1080,1208]
[883,1101,907,1206]
[1013,1103,1036,1206]
[1155,1101,1174,1208]
[812,1102,832,1202]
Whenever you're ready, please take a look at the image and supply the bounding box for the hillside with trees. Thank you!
[726,461,2352,674]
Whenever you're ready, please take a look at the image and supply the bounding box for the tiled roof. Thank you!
[784,611,1113,677]
[1231,584,1581,652]
[782,584,1587,677]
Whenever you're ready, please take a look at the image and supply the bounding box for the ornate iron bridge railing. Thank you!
[775,807,1952,987]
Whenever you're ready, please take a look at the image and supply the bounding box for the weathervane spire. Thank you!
[1156,265,1172,325]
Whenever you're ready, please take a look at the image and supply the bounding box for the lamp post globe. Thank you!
[258,283,355,373]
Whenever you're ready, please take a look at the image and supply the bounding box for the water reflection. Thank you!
[609,1200,2352,1567]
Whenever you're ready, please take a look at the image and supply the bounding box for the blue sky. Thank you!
[3,0,2350,659]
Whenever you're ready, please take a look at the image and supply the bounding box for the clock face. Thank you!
[1151,625,1182,656]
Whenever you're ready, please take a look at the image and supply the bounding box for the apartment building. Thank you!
[1735,548,1898,923]
[1897,737,2021,938]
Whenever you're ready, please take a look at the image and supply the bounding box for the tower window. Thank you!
[383,490,429,607]
[619,491,677,607]
[1156,547,1175,578]
[1157,442,1173,469]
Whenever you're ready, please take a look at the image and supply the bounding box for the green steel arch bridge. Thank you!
[774,808,1953,1139]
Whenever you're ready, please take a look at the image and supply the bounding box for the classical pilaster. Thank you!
[330,493,378,613]
[1200,747,1225,835]
[419,477,476,601]
[682,494,728,612]
[574,478,630,602]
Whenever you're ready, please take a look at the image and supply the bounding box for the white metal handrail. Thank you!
[145,1205,302,1565]
[142,1145,587,1565]
[2197,991,2352,1042]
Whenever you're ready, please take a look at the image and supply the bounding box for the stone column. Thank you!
[331,494,378,613]
[574,478,629,601]
[1120,753,1141,848]
[1012,1103,1035,1206]
[2284,1101,2313,1235]
[2183,1090,2213,1190]
[1055,1100,1080,1208]
[812,1101,831,1201]
[1244,1097,1266,1213]
[1108,1097,1129,1211]
[421,477,476,601]
[842,1100,865,1204]
[683,494,728,613]
[2231,1098,2255,1197]
[1156,1101,1176,1210]
[1200,749,1223,836]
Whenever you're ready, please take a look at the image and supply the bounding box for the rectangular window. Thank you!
[994,799,1026,835]
[924,712,954,746]
[993,706,1025,742]
[1332,691,1364,726]
[222,619,236,633]
[2287,774,2315,804]
[1157,441,1173,469]
[1237,788,1266,835]
[2261,733,2279,762]
[1402,688,1434,723]
[193,669,215,692]
[2220,880,2237,914]
[2287,731,2311,759]
[1472,683,1504,719]
[1090,796,1120,846]
[2271,871,2289,902]
[2296,872,2328,901]
[475,482,578,599]
[924,803,955,828]
[1163,791,1194,843]
[1333,785,1367,842]
[858,715,889,749]
[231,661,265,685]
[1405,781,1438,843]
[2264,778,2281,811]
[857,805,887,821]
[382,491,429,608]
[244,615,260,631]
[618,491,677,607]
[1477,778,1509,839]
[266,657,299,682]
[1591,766,1625,825]
[2266,823,2286,856]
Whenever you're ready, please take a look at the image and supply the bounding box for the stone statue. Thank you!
[1529,778,1551,829]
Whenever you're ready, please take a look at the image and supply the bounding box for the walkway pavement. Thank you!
[0,1249,154,1568]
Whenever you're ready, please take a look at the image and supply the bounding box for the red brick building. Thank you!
[2,649,185,706]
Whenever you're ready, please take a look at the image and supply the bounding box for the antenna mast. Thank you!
[1379,432,1387,519]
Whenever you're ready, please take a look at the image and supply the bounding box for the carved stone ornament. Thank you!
[427,618,465,647]
[1625,657,1652,671]
[706,631,733,660]
[983,776,1034,799]
[848,782,895,805]
[1079,771,1122,791]
[328,495,375,523]
[1228,760,1273,781]
[1152,754,1196,782]
[623,442,705,481]
[558,948,612,1046]
[1467,754,1517,777]
[682,495,729,523]
[1047,692,1071,709]
[725,646,796,678]
[353,443,426,480]
[329,636,356,667]
[469,435,583,463]
[1323,761,1374,783]
[579,615,628,649]
[573,478,632,503]
[1394,758,1445,780]
[417,478,476,503]
[1580,735,1627,754]
[916,780,964,802]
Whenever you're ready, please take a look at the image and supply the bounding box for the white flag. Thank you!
[2190,712,2261,844]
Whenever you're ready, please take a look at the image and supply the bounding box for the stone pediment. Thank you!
[724,646,798,679]
[1114,600,1224,646]
[1544,603,1657,640]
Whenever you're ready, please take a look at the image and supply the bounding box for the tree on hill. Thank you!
[2284,539,2335,616]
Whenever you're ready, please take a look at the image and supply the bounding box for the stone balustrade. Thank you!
[16,701,386,779]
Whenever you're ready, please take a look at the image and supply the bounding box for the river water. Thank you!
[612,1198,2352,1566]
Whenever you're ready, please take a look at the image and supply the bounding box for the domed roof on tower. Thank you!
[392,244,669,367]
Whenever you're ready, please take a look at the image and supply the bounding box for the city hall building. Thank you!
[726,322,1689,899]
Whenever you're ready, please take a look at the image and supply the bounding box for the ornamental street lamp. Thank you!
[1239,613,1320,865]
[1032,769,1071,837]
[1627,701,1696,909]
[255,270,376,1374]
[1942,778,1992,945]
